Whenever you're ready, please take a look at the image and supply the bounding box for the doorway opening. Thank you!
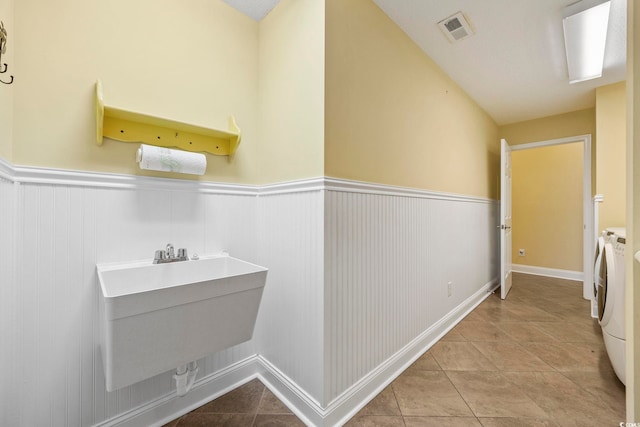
[502,135,593,300]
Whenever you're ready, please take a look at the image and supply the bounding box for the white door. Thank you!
[500,138,513,299]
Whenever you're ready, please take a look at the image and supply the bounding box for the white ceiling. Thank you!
[222,0,280,21]
[224,0,627,125]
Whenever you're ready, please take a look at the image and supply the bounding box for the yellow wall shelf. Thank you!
[95,80,241,156]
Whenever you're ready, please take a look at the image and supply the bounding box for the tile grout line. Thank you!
[250,385,266,426]
[441,369,477,419]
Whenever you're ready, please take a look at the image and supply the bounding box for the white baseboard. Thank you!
[95,357,260,427]
[512,264,584,282]
[256,357,324,426]
[257,277,499,427]
[93,277,499,427]
[321,277,499,427]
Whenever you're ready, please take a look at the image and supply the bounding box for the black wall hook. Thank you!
[0,21,14,85]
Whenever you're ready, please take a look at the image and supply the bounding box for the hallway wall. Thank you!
[626,0,640,417]
[596,82,627,232]
[12,0,261,183]
[500,108,595,196]
[258,0,325,183]
[0,0,506,423]
[511,143,584,273]
[499,108,595,147]
[325,0,500,199]
[323,187,499,405]
[500,111,594,276]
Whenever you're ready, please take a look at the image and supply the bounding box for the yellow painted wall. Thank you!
[499,108,596,201]
[324,0,500,199]
[627,0,640,416]
[499,110,595,273]
[500,108,595,146]
[0,0,12,161]
[257,0,325,183]
[596,82,626,232]
[12,0,262,183]
[511,143,584,272]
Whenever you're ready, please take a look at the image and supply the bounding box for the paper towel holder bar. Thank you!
[95,80,241,157]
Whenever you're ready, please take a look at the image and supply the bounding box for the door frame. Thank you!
[500,139,513,299]
[509,134,593,300]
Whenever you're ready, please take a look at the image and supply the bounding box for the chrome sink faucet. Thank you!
[153,243,189,264]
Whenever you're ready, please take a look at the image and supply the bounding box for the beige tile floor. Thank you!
[164,273,625,426]
[162,378,306,426]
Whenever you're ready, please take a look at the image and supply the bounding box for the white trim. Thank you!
[256,358,325,427]
[510,134,592,152]
[0,158,497,203]
[14,165,258,195]
[581,135,594,298]
[259,277,499,427]
[0,158,15,182]
[258,177,326,196]
[512,264,584,282]
[94,356,260,427]
[324,177,496,204]
[322,278,499,427]
[507,134,593,298]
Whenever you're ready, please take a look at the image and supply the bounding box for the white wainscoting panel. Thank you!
[0,176,17,427]
[1,161,501,426]
[8,180,260,426]
[324,190,499,404]
[254,190,325,406]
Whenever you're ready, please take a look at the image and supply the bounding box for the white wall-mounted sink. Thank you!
[97,254,268,391]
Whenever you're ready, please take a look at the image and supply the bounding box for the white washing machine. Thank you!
[596,227,626,385]
[592,233,605,318]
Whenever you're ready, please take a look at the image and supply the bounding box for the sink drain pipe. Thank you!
[174,361,198,397]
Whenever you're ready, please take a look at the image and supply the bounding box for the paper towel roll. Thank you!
[136,144,207,175]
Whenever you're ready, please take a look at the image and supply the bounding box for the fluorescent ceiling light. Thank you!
[562,0,611,84]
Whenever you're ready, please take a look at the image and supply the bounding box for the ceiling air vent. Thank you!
[438,12,474,43]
